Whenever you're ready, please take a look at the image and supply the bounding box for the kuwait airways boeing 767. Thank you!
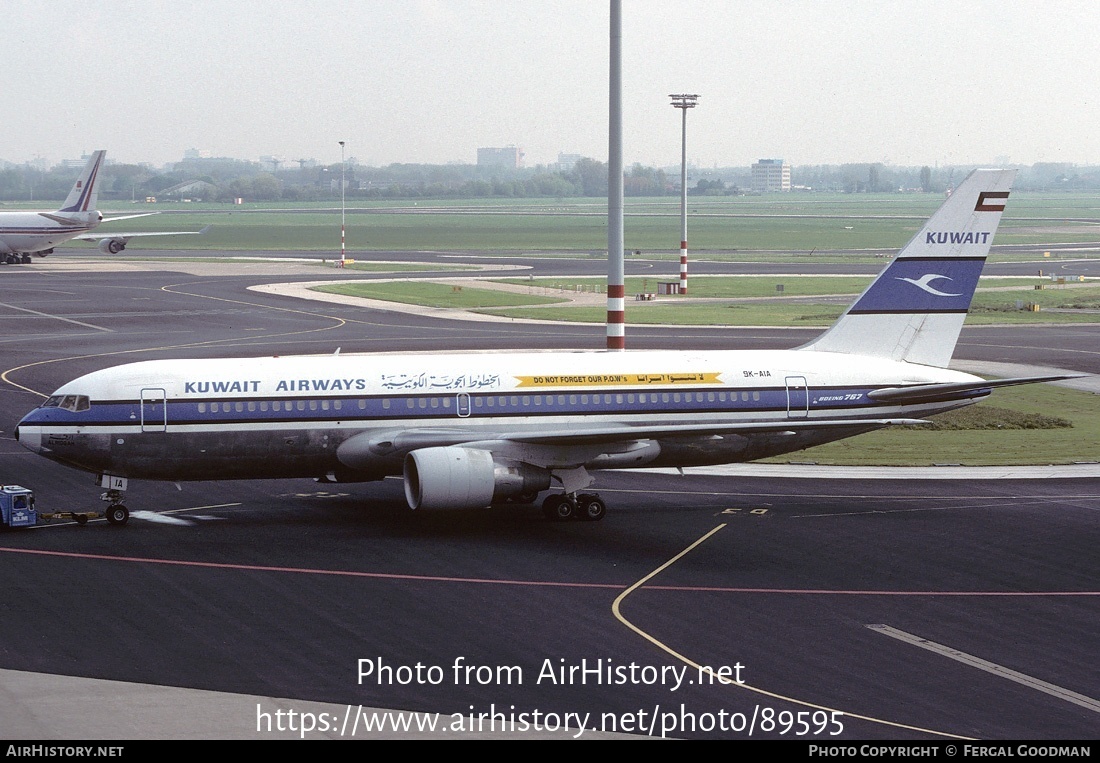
[14,169,1071,524]
[0,150,207,263]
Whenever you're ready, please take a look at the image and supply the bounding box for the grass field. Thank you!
[61,192,1100,258]
[760,384,1100,466]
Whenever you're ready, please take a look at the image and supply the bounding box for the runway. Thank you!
[0,252,1097,740]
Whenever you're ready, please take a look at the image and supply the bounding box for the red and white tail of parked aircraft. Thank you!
[0,150,208,263]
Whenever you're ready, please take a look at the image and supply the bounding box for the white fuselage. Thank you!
[0,210,99,254]
[15,349,981,483]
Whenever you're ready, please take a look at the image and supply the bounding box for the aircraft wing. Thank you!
[74,224,211,253]
[339,417,925,470]
[74,224,211,241]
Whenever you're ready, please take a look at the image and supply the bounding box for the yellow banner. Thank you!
[515,372,721,388]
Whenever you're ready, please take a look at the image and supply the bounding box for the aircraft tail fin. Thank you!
[798,168,1016,368]
[58,150,106,214]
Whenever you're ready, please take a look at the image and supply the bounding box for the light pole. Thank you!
[669,93,699,295]
[339,140,346,268]
[606,0,624,351]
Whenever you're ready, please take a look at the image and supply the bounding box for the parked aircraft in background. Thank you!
[0,150,208,263]
[15,169,1074,524]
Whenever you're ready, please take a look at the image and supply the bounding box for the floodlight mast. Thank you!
[339,140,346,268]
[607,0,625,351]
[669,93,699,295]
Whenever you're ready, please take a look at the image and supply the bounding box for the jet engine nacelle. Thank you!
[98,238,126,254]
[403,446,550,510]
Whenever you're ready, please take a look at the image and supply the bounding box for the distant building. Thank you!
[751,159,791,192]
[556,153,583,172]
[477,146,524,169]
[161,179,218,199]
[60,154,95,169]
[183,148,213,160]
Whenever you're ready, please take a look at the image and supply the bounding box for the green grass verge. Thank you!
[762,384,1100,466]
[312,282,567,309]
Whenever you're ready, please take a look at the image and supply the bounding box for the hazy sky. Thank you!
[4,1,1099,169]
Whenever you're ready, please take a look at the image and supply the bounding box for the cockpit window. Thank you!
[42,394,90,412]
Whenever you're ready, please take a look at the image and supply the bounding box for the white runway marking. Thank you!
[0,300,113,332]
[867,624,1100,714]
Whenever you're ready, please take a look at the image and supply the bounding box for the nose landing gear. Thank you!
[99,482,130,526]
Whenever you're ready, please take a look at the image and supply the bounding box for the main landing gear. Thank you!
[541,492,606,522]
[100,487,130,526]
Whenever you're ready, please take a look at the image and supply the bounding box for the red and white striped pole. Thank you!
[680,239,688,294]
[670,94,698,296]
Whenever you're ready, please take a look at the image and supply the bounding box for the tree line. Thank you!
[1,156,1098,203]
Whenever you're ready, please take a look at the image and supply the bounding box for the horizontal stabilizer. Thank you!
[867,374,1083,405]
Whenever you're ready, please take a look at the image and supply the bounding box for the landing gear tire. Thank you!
[105,504,129,526]
[575,494,606,522]
[74,514,88,526]
[542,494,575,521]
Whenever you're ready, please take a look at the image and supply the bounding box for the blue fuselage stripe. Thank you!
[22,384,889,428]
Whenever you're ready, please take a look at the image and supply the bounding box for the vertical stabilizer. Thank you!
[58,150,106,214]
[798,168,1015,367]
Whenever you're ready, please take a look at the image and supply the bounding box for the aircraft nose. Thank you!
[14,424,41,454]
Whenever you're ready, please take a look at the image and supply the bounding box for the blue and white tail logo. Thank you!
[897,274,962,297]
[799,168,1016,368]
[848,257,984,314]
